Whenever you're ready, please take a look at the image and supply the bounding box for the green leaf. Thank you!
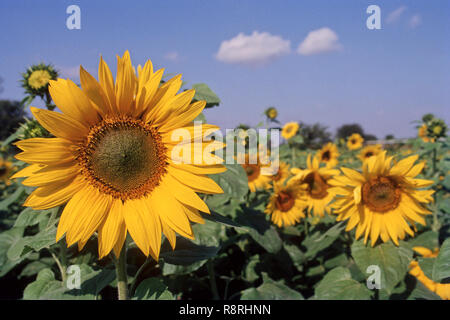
[208,163,249,203]
[432,238,450,282]
[418,257,435,279]
[0,227,26,277]
[351,240,413,295]
[303,222,345,259]
[283,243,305,267]
[160,237,219,266]
[13,208,50,228]
[240,273,303,300]
[235,209,282,254]
[23,269,64,300]
[0,186,25,211]
[408,230,439,250]
[408,280,442,300]
[243,254,261,282]
[19,258,54,278]
[192,83,220,108]
[314,267,373,300]
[133,278,174,300]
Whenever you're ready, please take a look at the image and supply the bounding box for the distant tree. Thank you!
[336,123,365,140]
[385,134,395,140]
[300,122,332,149]
[0,100,26,140]
[364,134,377,141]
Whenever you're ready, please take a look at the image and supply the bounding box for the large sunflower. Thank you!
[346,133,364,150]
[358,144,382,162]
[409,246,450,300]
[265,180,307,227]
[316,142,339,168]
[12,51,225,260]
[240,154,271,192]
[291,154,340,217]
[329,152,434,246]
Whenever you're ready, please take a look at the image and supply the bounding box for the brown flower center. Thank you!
[321,150,331,162]
[364,152,374,158]
[275,191,295,212]
[77,117,167,200]
[362,176,401,212]
[304,172,328,199]
[242,164,260,182]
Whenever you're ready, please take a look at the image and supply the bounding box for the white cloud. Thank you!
[164,51,180,62]
[386,6,407,24]
[409,14,422,29]
[297,27,342,56]
[215,31,291,65]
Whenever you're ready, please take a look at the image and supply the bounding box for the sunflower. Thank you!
[265,180,307,227]
[290,154,340,217]
[316,142,339,168]
[346,133,364,150]
[418,124,432,143]
[12,51,226,260]
[329,152,434,246]
[281,122,299,140]
[240,153,271,192]
[270,161,290,184]
[0,157,14,185]
[21,63,58,97]
[409,246,450,300]
[358,144,382,162]
[264,107,278,120]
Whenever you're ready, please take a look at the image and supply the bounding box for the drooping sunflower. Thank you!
[346,133,364,150]
[358,144,382,162]
[240,153,271,192]
[329,152,434,246]
[270,161,290,184]
[409,246,450,300]
[281,122,299,140]
[12,51,225,260]
[0,157,14,185]
[316,142,339,168]
[291,154,340,217]
[265,180,307,227]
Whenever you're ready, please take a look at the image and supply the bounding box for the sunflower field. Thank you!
[0,53,449,302]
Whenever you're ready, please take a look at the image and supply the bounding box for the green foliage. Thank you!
[0,100,26,141]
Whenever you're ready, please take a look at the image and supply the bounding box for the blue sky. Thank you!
[0,0,449,138]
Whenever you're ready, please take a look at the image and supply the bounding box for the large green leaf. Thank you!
[408,280,441,300]
[240,273,303,300]
[132,278,174,300]
[314,267,373,300]
[432,238,450,282]
[408,230,439,250]
[235,209,282,254]
[303,222,345,259]
[0,186,25,211]
[351,240,413,295]
[192,83,220,108]
[208,163,249,204]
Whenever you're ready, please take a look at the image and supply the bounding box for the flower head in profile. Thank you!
[329,152,434,246]
[418,124,433,143]
[358,144,382,162]
[13,51,225,260]
[291,154,340,217]
[270,161,290,184]
[281,122,299,140]
[346,133,364,150]
[316,142,339,168]
[409,246,450,300]
[265,180,307,227]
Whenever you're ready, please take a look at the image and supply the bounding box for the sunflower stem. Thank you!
[115,244,129,300]
[207,260,220,300]
[290,143,296,167]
